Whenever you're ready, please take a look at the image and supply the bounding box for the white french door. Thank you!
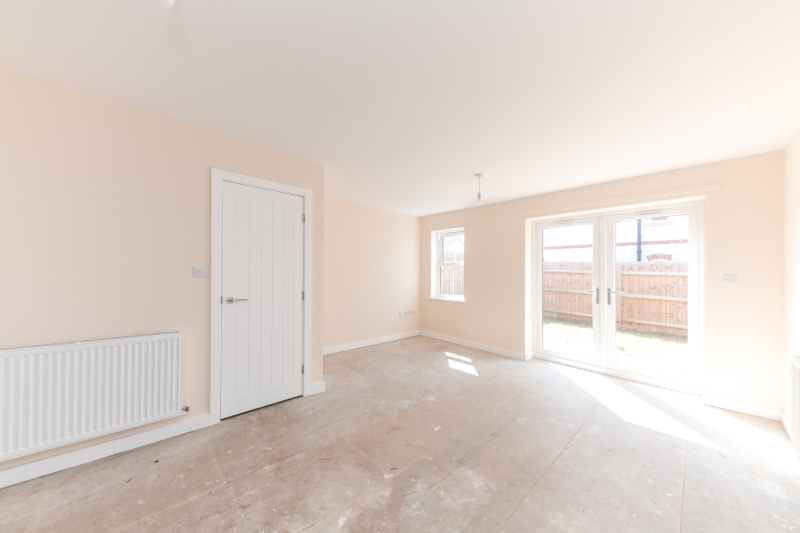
[535,217,603,366]
[534,205,701,387]
[221,181,304,418]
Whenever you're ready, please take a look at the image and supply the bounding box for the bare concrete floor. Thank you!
[2,335,799,532]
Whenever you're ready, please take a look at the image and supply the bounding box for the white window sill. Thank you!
[428,297,467,303]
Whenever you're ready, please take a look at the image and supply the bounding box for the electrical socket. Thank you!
[194,267,208,278]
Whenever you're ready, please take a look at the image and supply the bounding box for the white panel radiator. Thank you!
[0,332,183,462]
[793,357,800,460]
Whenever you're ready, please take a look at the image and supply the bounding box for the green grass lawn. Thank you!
[543,317,690,375]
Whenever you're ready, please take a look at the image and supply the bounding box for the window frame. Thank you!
[433,228,465,301]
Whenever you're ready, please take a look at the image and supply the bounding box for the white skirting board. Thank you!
[702,394,784,422]
[3,374,327,489]
[419,331,529,361]
[304,381,326,395]
[0,415,210,490]
[323,331,420,356]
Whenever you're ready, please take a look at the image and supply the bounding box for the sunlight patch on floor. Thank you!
[446,353,478,375]
[631,382,799,474]
[554,364,720,449]
[445,352,472,363]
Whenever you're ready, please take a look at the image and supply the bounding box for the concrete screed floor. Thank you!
[1,335,798,532]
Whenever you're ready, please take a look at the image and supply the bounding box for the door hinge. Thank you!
[302,214,305,222]
[302,291,305,300]
[301,364,304,374]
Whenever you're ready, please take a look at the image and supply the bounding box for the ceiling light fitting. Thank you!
[475,173,483,205]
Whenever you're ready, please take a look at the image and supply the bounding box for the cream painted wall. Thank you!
[785,127,800,420]
[324,198,419,349]
[0,67,325,471]
[420,152,785,411]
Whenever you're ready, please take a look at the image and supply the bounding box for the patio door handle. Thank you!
[607,288,624,305]
[582,288,599,304]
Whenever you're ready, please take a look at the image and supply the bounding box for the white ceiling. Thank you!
[2,1,799,216]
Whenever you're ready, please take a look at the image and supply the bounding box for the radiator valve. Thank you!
[182,401,190,413]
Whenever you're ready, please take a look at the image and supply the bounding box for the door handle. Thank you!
[226,298,248,304]
[607,288,624,305]
[582,288,599,304]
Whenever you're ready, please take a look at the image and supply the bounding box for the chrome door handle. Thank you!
[226,298,248,304]
[582,288,599,304]
[607,288,624,305]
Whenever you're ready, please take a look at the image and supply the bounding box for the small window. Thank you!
[434,228,465,300]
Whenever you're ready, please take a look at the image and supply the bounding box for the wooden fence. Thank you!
[440,250,464,296]
[543,261,688,336]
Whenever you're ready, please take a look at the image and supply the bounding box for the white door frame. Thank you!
[210,168,313,426]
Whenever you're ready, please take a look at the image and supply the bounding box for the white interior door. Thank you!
[221,181,304,418]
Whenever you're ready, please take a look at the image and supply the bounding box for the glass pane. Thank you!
[613,215,689,375]
[542,224,594,357]
[441,232,464,263]
[440,232,464,296]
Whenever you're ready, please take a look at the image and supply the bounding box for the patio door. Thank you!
[534,205,701,387]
